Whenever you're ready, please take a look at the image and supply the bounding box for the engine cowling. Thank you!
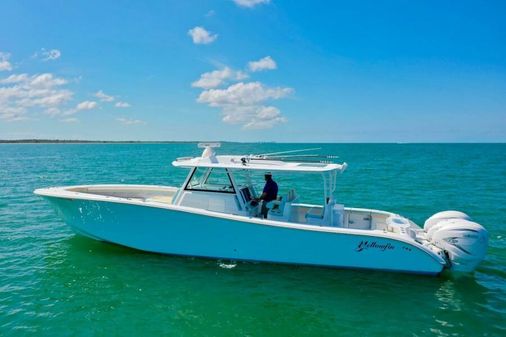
[424,211,488,273]
[424,210,471,232]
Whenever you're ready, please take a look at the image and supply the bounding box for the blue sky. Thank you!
[0,0,505,142]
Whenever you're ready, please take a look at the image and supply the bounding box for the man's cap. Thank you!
[264,171,272,176]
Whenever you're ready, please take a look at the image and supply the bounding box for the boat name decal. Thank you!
[355,241,395,252]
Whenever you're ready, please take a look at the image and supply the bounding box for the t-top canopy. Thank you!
[172,155,347,173]
[173,143,347,173]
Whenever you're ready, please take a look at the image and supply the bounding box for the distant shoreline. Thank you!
[0,140,207,144]
[0,139,503,144]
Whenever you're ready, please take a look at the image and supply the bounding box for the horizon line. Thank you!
[0,139,505,144]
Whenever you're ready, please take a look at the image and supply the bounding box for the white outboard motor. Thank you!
[424,211,488,272]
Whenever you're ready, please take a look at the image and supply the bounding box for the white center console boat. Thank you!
[34,143,488,275]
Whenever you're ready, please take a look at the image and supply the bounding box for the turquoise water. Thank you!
[0,143,505,336]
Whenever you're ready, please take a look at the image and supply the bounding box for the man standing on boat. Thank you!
[256,172,278,218]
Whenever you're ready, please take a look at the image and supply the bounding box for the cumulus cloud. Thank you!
[75,100,97,111]
[95,90,115,102]
[32,48,62,61]
[197,81,292,129]
[40,49,61,61]
[59,100,98,116]
[243,106,286,129]
[116,117,146,125]
[192,56,292,129]
[0,52,13,71]
[188,26,218,44]
[192,67,248,89]
[115,101,131,108]
[248,56,277,72]
[198,81,292,106]
[95,91,129,107]
[0,72,73,121]
[0,53,135,122]
[0,73,29,84]
[60,117,79,123]
[233,0,270,8]
[30,73,67,87]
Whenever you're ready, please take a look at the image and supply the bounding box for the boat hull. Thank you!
[43,196,445,275]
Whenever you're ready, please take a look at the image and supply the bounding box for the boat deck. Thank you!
[144,195,174,204]
[66,185,179,205]
[47,184,418,236]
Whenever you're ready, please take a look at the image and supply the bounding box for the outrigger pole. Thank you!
[256,147,322,157]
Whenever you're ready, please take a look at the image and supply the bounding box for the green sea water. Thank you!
[0,143,505,336]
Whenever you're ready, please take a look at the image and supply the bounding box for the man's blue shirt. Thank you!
[263,179,278,202]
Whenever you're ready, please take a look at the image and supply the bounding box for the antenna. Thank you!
[256,147,322,157]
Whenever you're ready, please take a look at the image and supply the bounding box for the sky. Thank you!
[0,0,505,142]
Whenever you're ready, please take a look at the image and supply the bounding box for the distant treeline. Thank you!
[0,139,203,144]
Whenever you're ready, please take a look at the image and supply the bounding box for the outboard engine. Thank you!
[424,211,488,272]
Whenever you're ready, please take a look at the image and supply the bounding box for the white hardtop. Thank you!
[172,143,347,173]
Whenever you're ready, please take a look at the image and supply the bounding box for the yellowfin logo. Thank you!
[356,241,395,252]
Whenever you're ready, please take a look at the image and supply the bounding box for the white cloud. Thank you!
[115,101,131,108]
[33,48,62,61]
[60,117,79,123]
[0,72,73,121]
[0,58,132,122]
[75,100,97,111]
[95,90,115,102]
[0,52,13,71]
[3,114,29,121]
[198,81,292,106]
[233,0,270,8]
[192,67,248,89]
[0,74,29,83]
[243,106,286,129]
[61,100,98,116]
[188,26,218,45]
[95,92,129,108]
[197,81,292,129]
[45,107,61,116]
[205,10,216,17]
[30,73,67,87]
[41,49,61,61]
[116,117,146,125]
[192,57,292,129]
[248,56,277,72]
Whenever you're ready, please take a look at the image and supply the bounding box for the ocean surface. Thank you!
[0,143,505,337]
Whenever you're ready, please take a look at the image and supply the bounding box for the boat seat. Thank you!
[266,189,297,218]
[241,186,260,216]
[305,200,342,226]
[306,207,324,218]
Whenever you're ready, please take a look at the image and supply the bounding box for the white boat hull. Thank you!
[39,190,446,275]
